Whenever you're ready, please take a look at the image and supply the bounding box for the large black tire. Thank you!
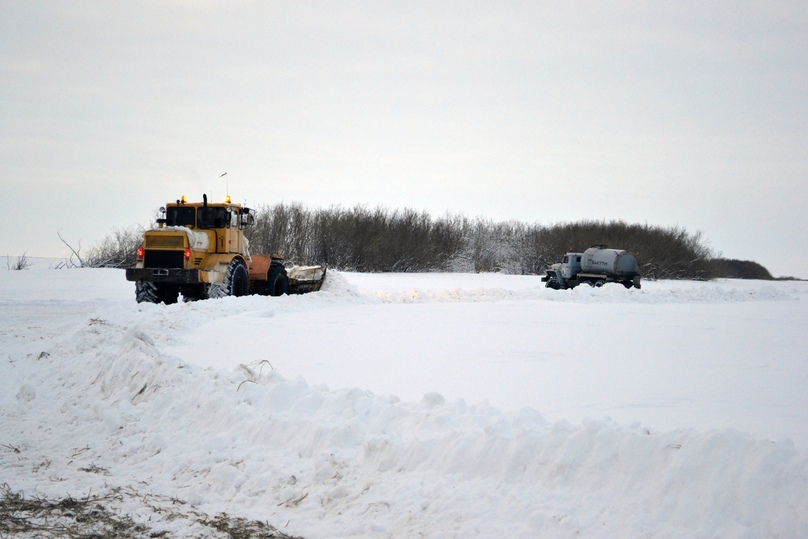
[208,260,249,299]
[135,281,159,303]
[267,263,288,296]
[230,263,249,297]
[545,279,561,290]
[136,282,179,304]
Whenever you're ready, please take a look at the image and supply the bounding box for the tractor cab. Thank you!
[158,195,253,231]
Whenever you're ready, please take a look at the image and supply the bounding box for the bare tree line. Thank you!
[245,203,729,280]
[81,202,773,280]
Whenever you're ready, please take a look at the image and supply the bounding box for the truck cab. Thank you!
[541,252,582,289]
[559,252,582,280]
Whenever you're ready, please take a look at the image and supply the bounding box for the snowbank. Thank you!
[2,267,807,537]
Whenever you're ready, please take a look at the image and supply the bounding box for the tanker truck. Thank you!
[125,194,326,304]
[541,245,641,290]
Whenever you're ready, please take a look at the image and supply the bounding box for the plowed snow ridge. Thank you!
[1,265,807,538]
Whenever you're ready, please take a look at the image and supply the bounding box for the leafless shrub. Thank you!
[248,203,463,272]
[6,253,31,270]
[701,258,774,280]
[57,231,85,267]
[246,208,749,279]
[85,225,145,268]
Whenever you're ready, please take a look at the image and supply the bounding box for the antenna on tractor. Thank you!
[220,172,229,203]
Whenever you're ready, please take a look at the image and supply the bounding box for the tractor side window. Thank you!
[166,207,196,227]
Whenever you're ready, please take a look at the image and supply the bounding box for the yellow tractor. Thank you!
[125,194,326,303]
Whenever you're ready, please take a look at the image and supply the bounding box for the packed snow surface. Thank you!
[2,262,807,537]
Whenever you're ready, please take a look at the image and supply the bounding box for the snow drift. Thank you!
[1,264,807,537]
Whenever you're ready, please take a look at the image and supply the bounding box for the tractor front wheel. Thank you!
[208,260,249,299]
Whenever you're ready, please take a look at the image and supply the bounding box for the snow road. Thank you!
[169,271,808,446]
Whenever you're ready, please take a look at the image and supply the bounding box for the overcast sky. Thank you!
[2,2,806,277]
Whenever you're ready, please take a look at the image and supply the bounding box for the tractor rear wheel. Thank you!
[267,263,288,296]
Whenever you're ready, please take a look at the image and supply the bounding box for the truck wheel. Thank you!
[135,281,159,303]
[545,279,561,290]
[267,264,288,296]
[208,260,249,299]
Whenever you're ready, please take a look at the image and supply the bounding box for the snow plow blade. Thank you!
[287,266,327,294]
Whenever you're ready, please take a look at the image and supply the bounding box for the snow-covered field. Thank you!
[2,261,807,537]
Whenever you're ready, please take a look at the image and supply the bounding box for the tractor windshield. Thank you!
[164,205,230,229]
[166,207,196,227]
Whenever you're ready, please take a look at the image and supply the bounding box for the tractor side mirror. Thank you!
[156,206,167,227]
